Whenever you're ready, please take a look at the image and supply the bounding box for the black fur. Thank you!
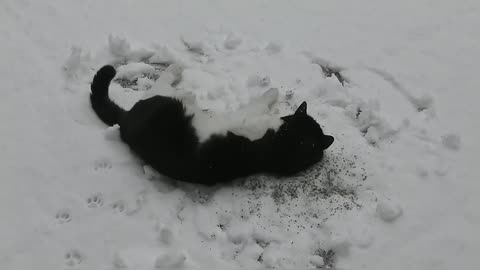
[90,65,334,185]
[90,65,126,126]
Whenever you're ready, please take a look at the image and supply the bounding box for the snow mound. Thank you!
[109,35,155,63]
[104,125,121,141]
[116,62,156,81]
[376,197,403,222]
[63,47,92,80]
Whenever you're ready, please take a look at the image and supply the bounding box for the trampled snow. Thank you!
[1,0,478,269]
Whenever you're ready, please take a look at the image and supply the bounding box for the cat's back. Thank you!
[120,96,179,139]
[120,95,198,157]
[118,95,200,181]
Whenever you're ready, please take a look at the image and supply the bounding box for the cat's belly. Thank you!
[189,106,282,142]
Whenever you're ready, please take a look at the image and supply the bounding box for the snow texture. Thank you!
[376,197,403,222]
[115,62,156,81]
[1,0,479,270]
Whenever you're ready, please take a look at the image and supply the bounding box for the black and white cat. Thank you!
[90,65,334,185]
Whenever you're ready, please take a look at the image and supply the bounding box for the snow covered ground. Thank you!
[1,0,479,269]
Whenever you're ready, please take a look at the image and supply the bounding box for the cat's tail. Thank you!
[90,65,126,126]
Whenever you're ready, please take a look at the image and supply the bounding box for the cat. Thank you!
[90,65,334,185]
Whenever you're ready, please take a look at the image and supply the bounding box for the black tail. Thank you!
[90,65,126,126]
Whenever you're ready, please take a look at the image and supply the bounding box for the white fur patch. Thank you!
[189,106,282,142]
[187,88,282,141]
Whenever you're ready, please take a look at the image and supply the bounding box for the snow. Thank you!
[376,197,403,223]
[224,33,243,50]
[246,74,270,88]
[108,35,155,63]
[442,133,461,151]
[115,62,156,81]
[309,255,325,267]
[1,0,479,269]
[154,251,187,269]
[104,125,121,142]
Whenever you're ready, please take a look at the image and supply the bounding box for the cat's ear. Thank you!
[320,135,334,150]
[295,101,307,115]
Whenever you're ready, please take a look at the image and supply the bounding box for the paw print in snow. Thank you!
[86,193,104,208]
[65,249,84,266]
[112,252,127,269]
[94,158,112,171]
[55,209,72,224]
[111,200,127,214]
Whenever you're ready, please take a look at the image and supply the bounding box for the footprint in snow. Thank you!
[86,192,104,208]
[154,252,187,268]
[55,209,72,224]
[111,200,127,214]
[94,158,112,171]
[110,197,142,216]
[64,249,84,266]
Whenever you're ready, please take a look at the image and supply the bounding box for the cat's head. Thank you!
[267,101,334,175]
